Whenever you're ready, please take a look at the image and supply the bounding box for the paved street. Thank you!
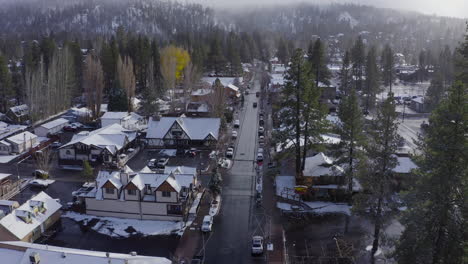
[204,77,261,263]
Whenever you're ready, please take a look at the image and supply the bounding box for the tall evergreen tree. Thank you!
[307,38,331,87]
[108,80,128,112]
[381,44,395,92]
[339,50,352,96]
[395,34,468,264]
[338,88,365,198]
[425,73,445,111]
[354,94,400,263]
[364,46,380,112]
[276,37,289,65]
[226,32,242,76]
[101,38,119,93]
[207,34,226,76]
[351,36,365,91]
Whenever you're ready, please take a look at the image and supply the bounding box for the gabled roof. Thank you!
[8,104,29,116]
[101,111,129,120]
[146,116,220,140]
[0,192,61,240]
[39,118,69,129]
[60,124,136,154]
[303,152,344,177]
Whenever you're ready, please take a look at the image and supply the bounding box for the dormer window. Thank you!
[105,188,115,194]
[145,184,152,195]
[16,210,32,224]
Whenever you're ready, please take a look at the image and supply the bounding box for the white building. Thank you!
[4,131,38,154]
[146,116,220,149]
[100,112,145,131]
[76,166,198,221]
[0,192,61,242]
[58,123,138,167]
[34,118,69,137]
[0,241,171,264]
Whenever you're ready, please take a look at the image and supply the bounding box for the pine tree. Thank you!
[381,44,395,92]
[101,38,119,94]
[354,94,400,263]
[207,34,226,76]
[108,80,128,112]
[279,49,313,178]
[151,41,164,94]
[276,37,289,65]
[308,38,331,87]
[364,46,380,112]
[425,73,445,111]
[395,33,468,262]
[338,88,365,198]
[227,32,242,76]
[351,36,365,91]
[339,50,352,96]
[0,54,12,113]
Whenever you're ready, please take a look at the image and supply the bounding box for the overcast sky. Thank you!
[190,0,468,18]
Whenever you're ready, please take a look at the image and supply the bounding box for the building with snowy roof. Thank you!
[4,131,38,154]
[58,123,138,167]
[0,241,171,264]
[34,118,69,137]
[100,112,146,131]
[146,116,220,149]
[0,192,61,242]
[76,166,198,221]
[6,104,29,124]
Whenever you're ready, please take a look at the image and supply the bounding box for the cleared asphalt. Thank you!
[203,77,262,264]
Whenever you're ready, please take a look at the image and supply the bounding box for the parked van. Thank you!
[201,215,213,232]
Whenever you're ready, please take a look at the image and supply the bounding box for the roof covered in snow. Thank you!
[101,112,129,120]
[38,118,69,129]
[202,77,243,87]
[303,152,344,177]
[61,124,137,154]
[393,156,418,174]
[7,131,37,145]
[0,241,171,264]
[146,117,220,140]
[0,192,61,240]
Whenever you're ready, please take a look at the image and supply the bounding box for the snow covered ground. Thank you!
[159,149,176,157]
[63,212,184,237]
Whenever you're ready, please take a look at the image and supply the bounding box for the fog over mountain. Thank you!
[192,0,468,18]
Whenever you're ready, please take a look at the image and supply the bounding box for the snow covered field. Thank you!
[63,212,184,237]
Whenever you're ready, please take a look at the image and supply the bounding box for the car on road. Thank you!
[32,169,49,179]
[156,158,169,168]
[201,215,213,232]
[232,131,238,139]
[257,147,264,154]
[29,179,53,188]
[256,92,260,97]
[259,119,264,126]
[226,148,234,158]
[251,236,264,255]
[257,153,264,162]
[253,102,257,108]
[233,119,240,128]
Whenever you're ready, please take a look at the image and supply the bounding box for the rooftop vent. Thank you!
[29,252,40,264]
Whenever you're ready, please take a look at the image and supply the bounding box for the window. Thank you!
[167,204,182,215]
[66,150,71,155]
[162,191,171,197]
[105,188,114,194]
[145,184,152,195]
[127,189,137,196]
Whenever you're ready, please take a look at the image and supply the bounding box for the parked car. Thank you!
[253,102,257,108]
[185,148,197,157]
[156,158,169,168]
[233,119,240,128]
[32,169,49,179]
[258,126,264,135]
[226,148,234,158]
[256,92,260,97]
[232,131,238,139]
[257,153,264,162]
[258,135,264,143]
[176,148,185,156]
[251,236,264,255]
[201,215,213,232]
[259,119,264,126]
[147,158,157,168]
[50,141,62,149]
[29,179,52,188]
[257,148,264,154]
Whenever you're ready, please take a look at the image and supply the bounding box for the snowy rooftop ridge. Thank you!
[303,152,344,177]
[38,118,69,129]
[0,241,171,264]
[0,192,61,240]
[7,131,37,145]
[146,116,221,141]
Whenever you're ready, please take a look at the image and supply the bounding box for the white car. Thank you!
[258,127,264,134]
[251,236,264,255]
[258,136,264,143]
[232,131,238,139]
[257,148,264,154]
[201,215,213,232]
[233,120,240,128]
[226,148,234,158]
[257,153,264,162]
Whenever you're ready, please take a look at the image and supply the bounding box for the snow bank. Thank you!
[276,202,292,211]
[63,212,184,237]
[303,201,351,215]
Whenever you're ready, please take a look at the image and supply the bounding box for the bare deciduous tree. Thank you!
[84,53,104,120]
[117,55,136,112]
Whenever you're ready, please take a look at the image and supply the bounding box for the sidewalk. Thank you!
[173,190,212,263]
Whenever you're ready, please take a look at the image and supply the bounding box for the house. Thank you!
[100,112,146,131]
[34,118,69,137]
[225,84,241,98]
[0,122,27,141]
[76,166,198,221]
[5,131,38,154]
[191,89,213,102]
[0,173,22,200]
[393,155,419,190]
[0,241,171,264]
[146,116,220,149]
[410,97,429,113]
[186,102,211,117]
[58,123,138,167]
[0,192,61,242]
[6,105,29,124]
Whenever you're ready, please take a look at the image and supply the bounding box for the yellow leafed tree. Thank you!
[160,45,190,97]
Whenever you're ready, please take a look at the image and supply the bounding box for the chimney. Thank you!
[120,169,129,185]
